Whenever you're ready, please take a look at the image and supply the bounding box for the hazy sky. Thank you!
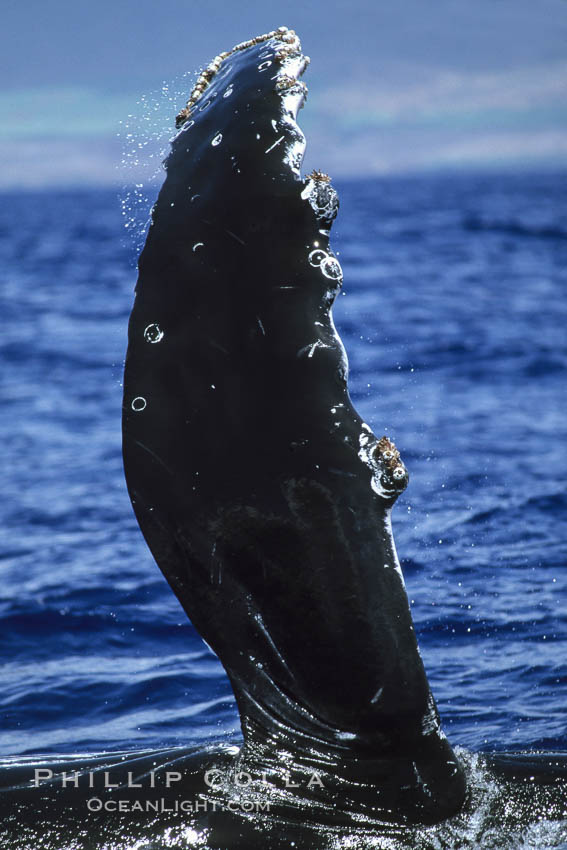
[2,0,566,186]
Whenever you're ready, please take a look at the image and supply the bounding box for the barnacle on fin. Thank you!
[275,75,308,96]
[308,170,331,183]
[302,171,339,224]
[373,436,408,491]
[374,436,401,471]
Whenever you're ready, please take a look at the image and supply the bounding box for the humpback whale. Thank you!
[1,26,566,850]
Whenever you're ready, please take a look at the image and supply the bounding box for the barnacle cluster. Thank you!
[275,74,307,95]
[307,170,331,183]
[374,436,407,483]
[175,26,306,129]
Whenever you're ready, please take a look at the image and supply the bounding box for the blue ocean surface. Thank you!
[0,172,565,762]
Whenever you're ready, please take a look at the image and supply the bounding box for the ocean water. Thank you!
[0,172,565,767]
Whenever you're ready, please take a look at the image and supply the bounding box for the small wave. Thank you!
[463,215,567,241]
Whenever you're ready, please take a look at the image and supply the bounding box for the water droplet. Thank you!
[258,60,272,71]
[211,133,223,146]
[190,194,200,203]
[393,466,406,480]
[132,397,147,412]
[308,248,327,267]
[223,85,234,98]
[320,256,342,281]
[199,99,212,112]
[193,242,204,251]
[144,324,164,343]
